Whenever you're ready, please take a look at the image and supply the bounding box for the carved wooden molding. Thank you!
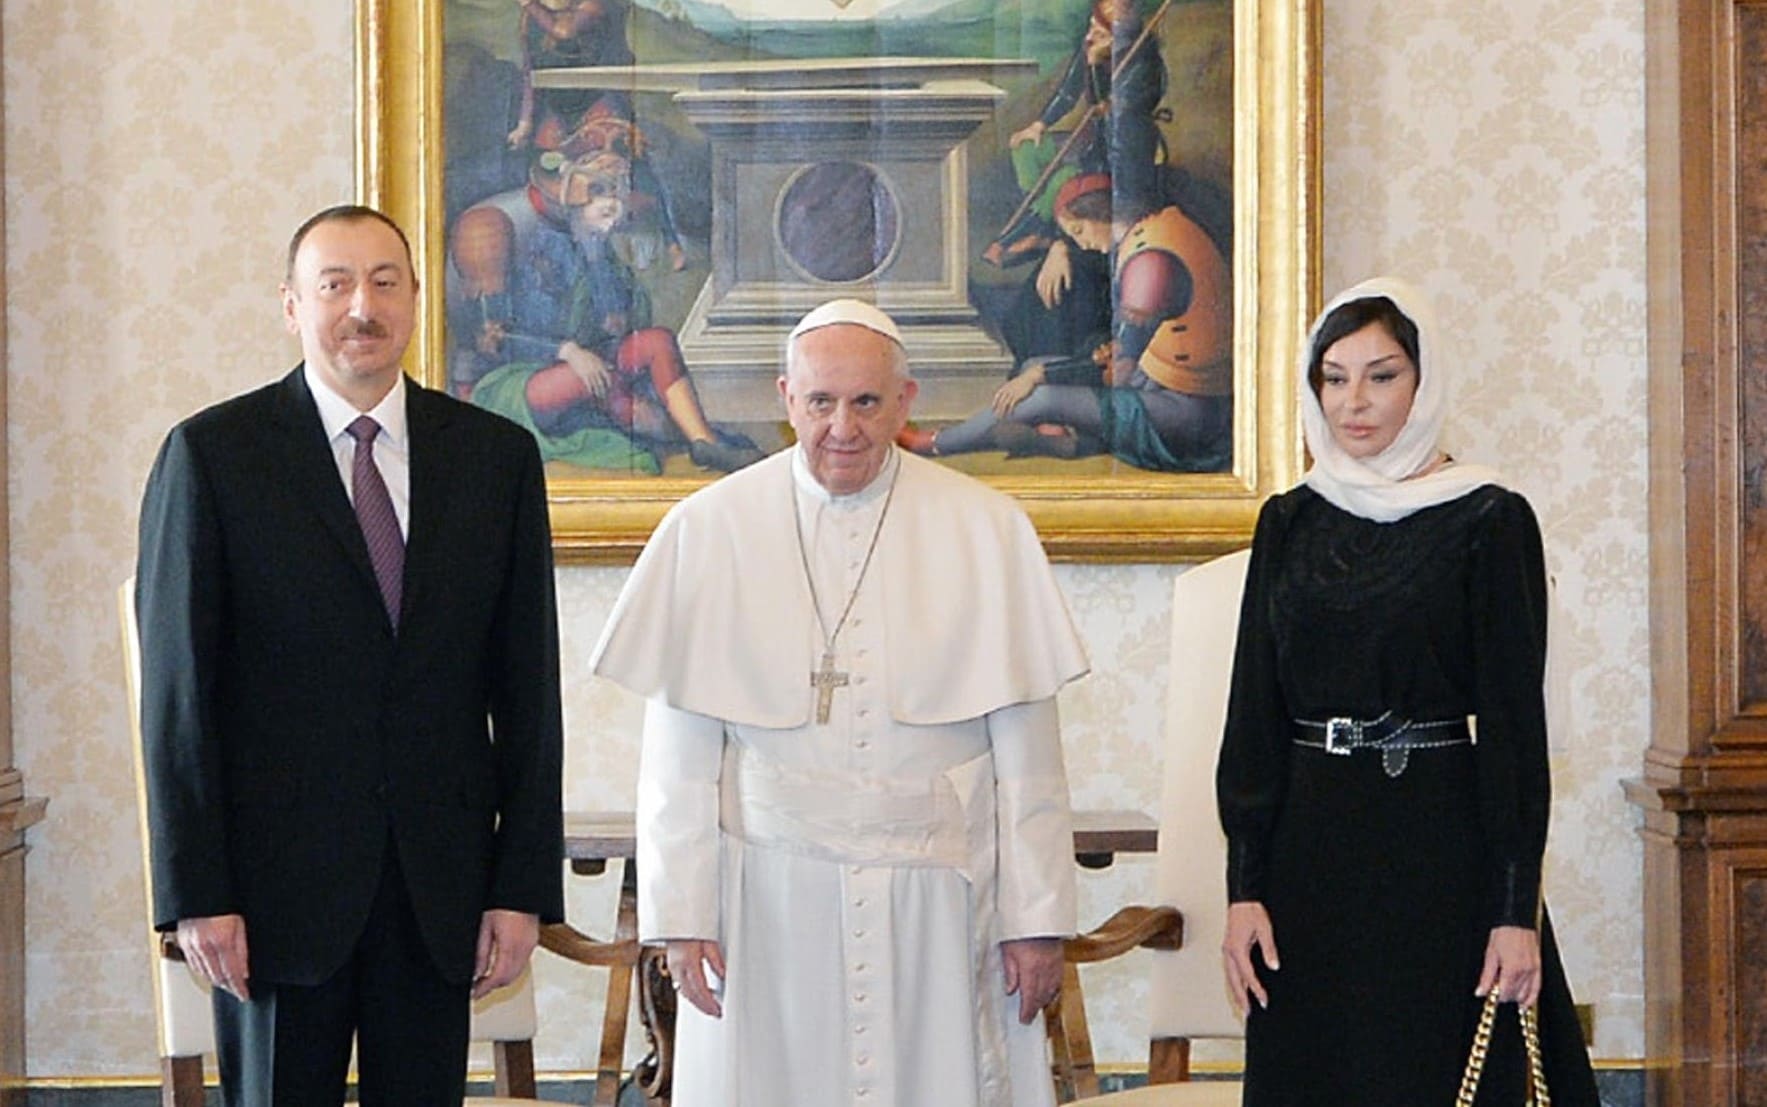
[1643,0,1767,755]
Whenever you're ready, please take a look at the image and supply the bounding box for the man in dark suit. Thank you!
[135,204,564,1105]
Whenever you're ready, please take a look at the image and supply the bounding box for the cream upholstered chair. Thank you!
[120,582,545,1104]
[1075,549,1251,1105]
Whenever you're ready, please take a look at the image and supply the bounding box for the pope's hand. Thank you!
[1001,936,1064,1025]
[176,914,251,1002]
[666,938,727,1019]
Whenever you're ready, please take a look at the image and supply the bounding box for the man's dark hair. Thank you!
[1305,295,1420,396]
[284,204,415,283]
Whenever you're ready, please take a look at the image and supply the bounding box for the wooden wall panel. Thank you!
[1637,1,1767,1103]
[1736,866,1767,1101]
[0,846,21,1107]
[1737,4,1767,712]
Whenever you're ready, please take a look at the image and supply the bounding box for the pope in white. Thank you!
[592,299,1089,1106]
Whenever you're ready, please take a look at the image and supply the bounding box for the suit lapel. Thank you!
[269,367,385,618]
[401,380,457,633]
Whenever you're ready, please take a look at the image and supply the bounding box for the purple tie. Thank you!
[347,415,404,627]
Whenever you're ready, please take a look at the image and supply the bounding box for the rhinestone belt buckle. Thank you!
[1324,717,1359,756]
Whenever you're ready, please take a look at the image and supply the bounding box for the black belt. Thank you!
[1292,712,1471,778]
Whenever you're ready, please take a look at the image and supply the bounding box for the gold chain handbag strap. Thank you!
[1455,990,1552,1107]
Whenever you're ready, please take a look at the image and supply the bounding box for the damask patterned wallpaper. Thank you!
[2,0,1646,1077]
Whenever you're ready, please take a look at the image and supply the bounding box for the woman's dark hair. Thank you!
[1305,295,1419,396]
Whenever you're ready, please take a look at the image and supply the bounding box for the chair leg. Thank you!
[1042,961,1099,1103]
[494,1039,538,1098]
[1148,1036,1192,1083]
[632,944,676,1103]
[162,1054,204,1107]
[593,859,642,1107]
[1044,991,1076,1103]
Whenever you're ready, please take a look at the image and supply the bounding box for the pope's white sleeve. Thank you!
[988,696,1077,940]
[636,698,725,943]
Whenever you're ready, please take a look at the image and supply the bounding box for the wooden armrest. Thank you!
[539,921,641,967]
[158,931,184,962]
[1063,904,1183,963]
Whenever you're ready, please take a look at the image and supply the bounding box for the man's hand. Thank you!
[176,914,251,1002]
[665,939,727,1019]
[557,341,613,399]
[1036,240,1073,309]
[1476,925,1542,1008]
[1001,936,1064,1025]
[473,909,541,1000]
[1010,120,1047,149]
[1221,901,1279,1016]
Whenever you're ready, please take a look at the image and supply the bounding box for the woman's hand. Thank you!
[1476,925,1541,1007]
[1221,901,1280,1015]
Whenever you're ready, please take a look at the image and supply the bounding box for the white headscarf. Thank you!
[1299,276,1504,522]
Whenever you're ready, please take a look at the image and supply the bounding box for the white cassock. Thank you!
[592,446,1089,1107]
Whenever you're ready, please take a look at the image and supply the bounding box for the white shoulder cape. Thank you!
[591,449,1090,728]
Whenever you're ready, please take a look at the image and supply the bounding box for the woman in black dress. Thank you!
[1215,277,1600,1105]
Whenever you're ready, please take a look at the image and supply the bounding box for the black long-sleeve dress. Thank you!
[1216,483,1600,1105]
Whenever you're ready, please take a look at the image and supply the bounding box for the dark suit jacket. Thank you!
[135,367,564,987]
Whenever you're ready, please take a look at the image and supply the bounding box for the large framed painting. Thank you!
[357,0,1316,562]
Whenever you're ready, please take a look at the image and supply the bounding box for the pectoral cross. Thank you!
[810,649,849,725]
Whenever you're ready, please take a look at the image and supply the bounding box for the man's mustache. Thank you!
[340,320,389,339]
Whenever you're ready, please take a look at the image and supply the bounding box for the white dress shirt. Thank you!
[304,366,411,540]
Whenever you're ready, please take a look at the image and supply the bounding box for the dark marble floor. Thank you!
[19,1067,1644,1105]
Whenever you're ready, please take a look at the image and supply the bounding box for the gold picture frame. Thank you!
[356,0,1316,564]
